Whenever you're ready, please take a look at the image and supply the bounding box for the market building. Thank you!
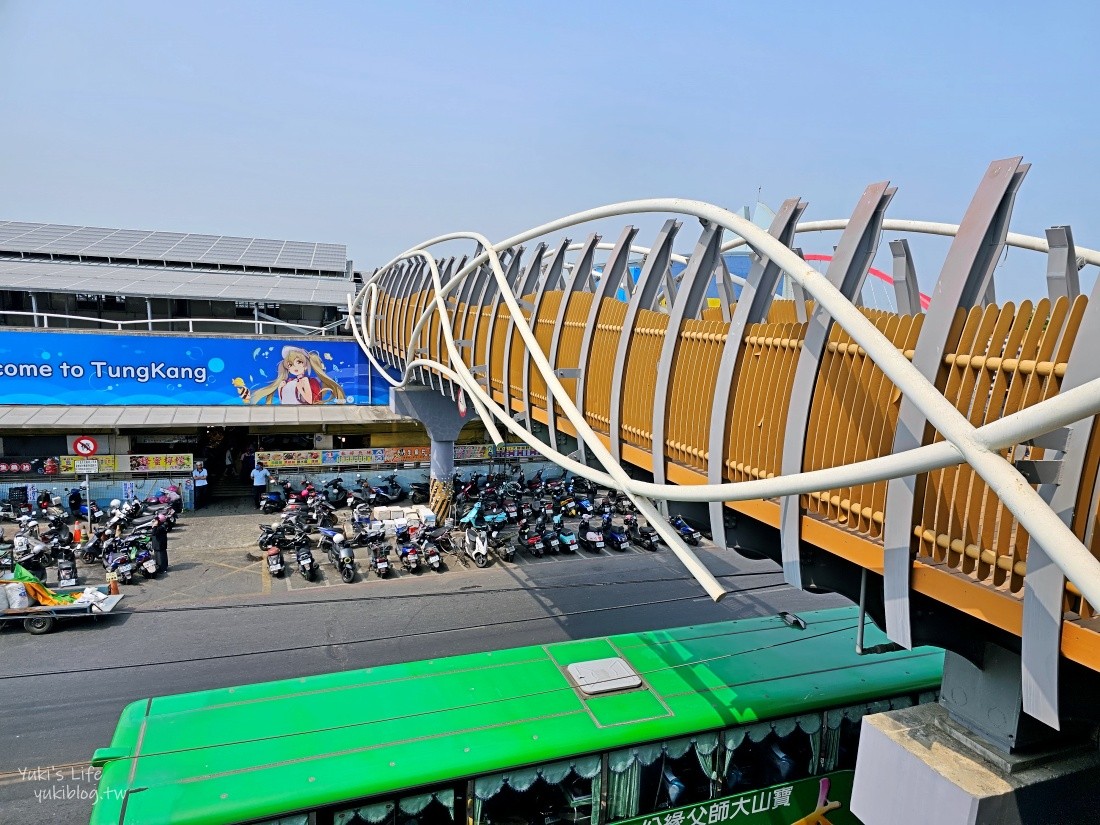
[0,219,495,506]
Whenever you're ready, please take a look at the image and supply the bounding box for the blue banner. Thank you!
[0,331,390,405]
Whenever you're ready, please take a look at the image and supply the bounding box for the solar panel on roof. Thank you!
[1,221,347,271]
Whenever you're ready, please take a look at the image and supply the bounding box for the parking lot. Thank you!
[37,495,705,610]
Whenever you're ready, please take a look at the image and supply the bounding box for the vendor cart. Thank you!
[0,584,123,635]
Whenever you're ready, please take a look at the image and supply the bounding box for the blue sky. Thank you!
[1,1,1098,300]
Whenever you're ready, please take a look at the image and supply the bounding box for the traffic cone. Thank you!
[73,523,82,543]
[109,578,120,596]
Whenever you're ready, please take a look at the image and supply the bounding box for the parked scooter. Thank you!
[321,478,349,508]
[79,498,106,525]
[625,514,661,551]
[368,543,391,578]
[534,515,560,555]
[459,500,509,530]
[370,473,406,506]
[0,500,31,521]
[12,530,49,581]
[553,514,578,553]
[130,539,159,579]
[264,545,286,577]
[605,520,630,552]
[295,543,319,581]
[260,488,288,514]
[669,515,702,546]
[104,547,135,584]
[398,540,421,573]
[516,520,545,558]
[326,532,358,583]
[418,538,443,572]
[488,528,516,563]
[79,527,111,563]
[577,515,606,553]
[409,474,430,505]
[463,527,490,568]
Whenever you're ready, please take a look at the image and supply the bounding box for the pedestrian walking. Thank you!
[251,461,271,509]
[224,447,234,481]
[193,461,209,510]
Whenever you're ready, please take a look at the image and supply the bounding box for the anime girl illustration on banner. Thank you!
[234,346,348,405]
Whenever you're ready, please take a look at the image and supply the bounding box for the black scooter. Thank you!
[625,514,661,551]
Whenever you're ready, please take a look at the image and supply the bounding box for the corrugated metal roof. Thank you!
[0,405,407,429]
[0,258,355,306]
[0,221,347,273]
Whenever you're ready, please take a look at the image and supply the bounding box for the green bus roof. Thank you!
[90,607,942,825]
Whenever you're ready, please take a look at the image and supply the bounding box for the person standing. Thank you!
[250,461,271,509]
[192,461,209,510]
[240,446,256,483]
[151,516,169,573]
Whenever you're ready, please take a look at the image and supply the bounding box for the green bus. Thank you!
[90,606,942,825]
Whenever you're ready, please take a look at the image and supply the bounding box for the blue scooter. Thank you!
[669,515,702,546]
[459,501,509,529]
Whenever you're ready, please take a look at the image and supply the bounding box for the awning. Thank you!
[0,405,409,430]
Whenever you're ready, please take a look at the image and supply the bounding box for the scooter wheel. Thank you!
[341,567,355,583]
[474,554,489,568]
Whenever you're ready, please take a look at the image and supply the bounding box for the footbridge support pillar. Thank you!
[391,386,475,520]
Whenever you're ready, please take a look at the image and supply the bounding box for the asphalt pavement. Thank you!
[0,496,846,824]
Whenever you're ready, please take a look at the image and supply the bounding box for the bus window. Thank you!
[721,714,822,793]
[335,800,395,825]
[472,758,601,825]
[335,790,455,825]
[608,735,719,822]
[822,700,890,772]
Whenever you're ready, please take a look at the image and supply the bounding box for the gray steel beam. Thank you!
[467,247,514,375]
[1021,267,1100,729]
[501,243,547,421]
[441,255,470,399]
[412,258,441,389]
[651,222,725,503]
[393,258,424,372]
[422,257,454,392]
[706,198,807,543]
[714,255,735,323]
[1045,226,1081,302]
[574,226,639,461]
[609,220,681,464]
[889,238,923,315]
[546,233,601,450]
[481,246,525,401]
[382,261,409,370]
[779,182,896,588]
[521,238,570,433]
[883,157,1030,648]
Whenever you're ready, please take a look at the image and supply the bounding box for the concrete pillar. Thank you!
[852,703,1100,825]
[390,386,472,482]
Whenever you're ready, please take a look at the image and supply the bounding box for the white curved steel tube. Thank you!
[720,218,1100,267]
[353,199,1100,609]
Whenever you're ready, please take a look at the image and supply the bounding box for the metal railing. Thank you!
[0,310,348,336]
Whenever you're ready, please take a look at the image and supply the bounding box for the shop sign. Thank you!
[127,454,194,472]
[618,772,854,825]
[0,331,392,406]
[0,457,58,475]
[257,443,543,469]
[60,455,118,474]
